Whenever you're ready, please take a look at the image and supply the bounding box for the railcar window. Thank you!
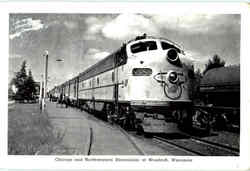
[131,41,157,54]
[161,41,181,53]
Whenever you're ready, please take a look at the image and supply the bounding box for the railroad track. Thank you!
[153,135,204,156]
[181,132,239,154]
[153,133,239,156]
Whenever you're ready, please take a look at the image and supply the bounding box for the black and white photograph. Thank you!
[2,2,250,170]
[8,12,241,156]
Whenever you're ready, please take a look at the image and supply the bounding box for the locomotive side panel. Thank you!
[92,69,116,101]
[117,65,130,102]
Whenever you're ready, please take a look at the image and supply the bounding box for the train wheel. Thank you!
[175,108,193,131]
[192,109,211,134]
[122,106,136,131]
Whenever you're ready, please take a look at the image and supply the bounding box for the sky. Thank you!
[9,14,241,90]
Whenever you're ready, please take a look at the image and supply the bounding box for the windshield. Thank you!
[130,41,157,54]
[161,41,181,53]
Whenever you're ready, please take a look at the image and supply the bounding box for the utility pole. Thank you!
[39,75,43,110]
[42,50,49,111]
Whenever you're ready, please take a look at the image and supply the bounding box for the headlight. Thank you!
[168,71,178,84]
[166,48,179,63]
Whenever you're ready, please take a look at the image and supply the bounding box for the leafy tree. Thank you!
[203,54,225,75]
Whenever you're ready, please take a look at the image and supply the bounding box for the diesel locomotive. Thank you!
[49,34,193,134]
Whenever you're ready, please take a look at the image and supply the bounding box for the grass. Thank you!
[8,103,63,155]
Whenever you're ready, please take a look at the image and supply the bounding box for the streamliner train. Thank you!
[49,34,193,134]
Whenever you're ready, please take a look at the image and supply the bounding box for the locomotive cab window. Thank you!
[131,41,157,54]
[161,41,181,53]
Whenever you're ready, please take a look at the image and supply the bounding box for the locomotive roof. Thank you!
[200,65,240,87]
[125,35,184,54]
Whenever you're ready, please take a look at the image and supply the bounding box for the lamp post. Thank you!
[40,50,64,111]
[39,74,43,110]
[42,50,49,111]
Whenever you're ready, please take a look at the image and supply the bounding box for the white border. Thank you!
[1,2,249,170]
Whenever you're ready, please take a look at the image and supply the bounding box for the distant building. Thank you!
[200,66,240,107]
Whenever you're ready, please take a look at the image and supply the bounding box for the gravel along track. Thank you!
[153,134,239,156]
[181,132,239,155]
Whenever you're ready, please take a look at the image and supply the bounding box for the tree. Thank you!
[12,61,28,101]
[11,60,37,102]
[182,63,203,101]
[183,63,196,99]
[203,54,225,75]
[8,84,15,100]
[25,70,37,101]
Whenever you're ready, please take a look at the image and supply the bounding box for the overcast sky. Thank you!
[9,14,240,89]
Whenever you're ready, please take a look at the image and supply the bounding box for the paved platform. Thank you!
[46,102,142,155]
[85,114,141,155]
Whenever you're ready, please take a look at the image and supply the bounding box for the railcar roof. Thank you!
[200,65,240,86]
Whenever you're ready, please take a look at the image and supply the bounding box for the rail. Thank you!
[181,132,239,155]
[153,136,204,156]
[193,105,240,112]
[153,134,239,156]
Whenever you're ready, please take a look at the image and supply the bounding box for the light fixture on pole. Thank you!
[56,59,64,62]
